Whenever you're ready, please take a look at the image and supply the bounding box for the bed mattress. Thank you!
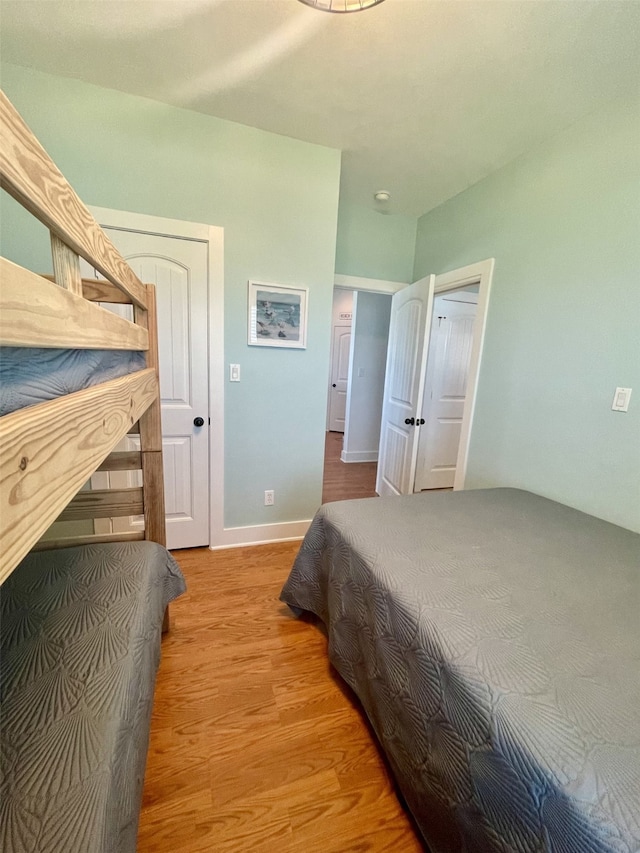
[0,541,186,853]
[281,488,640,852]
[0,347,146,416]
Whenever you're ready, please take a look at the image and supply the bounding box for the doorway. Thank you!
[377,259,494,496]
[414,284,479,491]
[327,289,353,433]
[323,279,401,501]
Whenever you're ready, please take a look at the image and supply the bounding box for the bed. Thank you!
[281,488,640,852]
[0,542,185,853]
[0,89,185,852]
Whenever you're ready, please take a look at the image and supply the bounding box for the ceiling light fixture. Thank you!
[374,190,391,202]
[297,0,386,13]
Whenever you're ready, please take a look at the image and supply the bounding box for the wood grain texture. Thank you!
[0,257,148,350]
[0,89,147,308]
[137,544,426,853]
[136,285,163,452]
[32,530,144,551]
[42,274,133,304]
[82,278,133,303]
[322,431,379,503]
[97,450,142,471]
[50,233,82,294]
[56,487,144,521]
[136,284,166,546]
[0,368,157,584]
[142,452,166,546]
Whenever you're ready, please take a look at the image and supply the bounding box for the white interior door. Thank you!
[92,228,210,549]
[328,324,351,432]
[415,293,478,490]
[376,275,434,496]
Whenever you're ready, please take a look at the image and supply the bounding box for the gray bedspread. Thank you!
[0,347,146,416]
[280,488,640,853]
[0,541,186,853]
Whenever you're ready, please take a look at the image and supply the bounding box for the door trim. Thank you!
[428,258,495,491]
[90,206,224,547]
[334,273,407,294]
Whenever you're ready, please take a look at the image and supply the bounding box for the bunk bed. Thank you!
[282,488,640,852]
[0,90,186,852]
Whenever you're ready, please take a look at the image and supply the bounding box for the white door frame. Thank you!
[334,273,407,295]
[90,206,225,547]
[427,258,495,491]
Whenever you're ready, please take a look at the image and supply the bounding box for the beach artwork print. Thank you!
[248,282,308,348]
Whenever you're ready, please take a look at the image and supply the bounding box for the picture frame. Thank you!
[247,281,308,349]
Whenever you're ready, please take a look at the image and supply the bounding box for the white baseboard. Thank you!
[340,450,379,463]
[209,519,311,550]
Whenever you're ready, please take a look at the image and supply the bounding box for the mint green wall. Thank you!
[0,63,341,529]
[414,94,640,532]
[335,200,416,282]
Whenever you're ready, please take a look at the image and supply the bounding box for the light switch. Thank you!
[611,387,632,412]
[357,367,365,378]
[230,364,241,382]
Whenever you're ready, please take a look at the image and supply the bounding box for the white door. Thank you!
[376,275,434,496]
[415,294,478,490]
[93,228,210,549]
[328,324,351,432]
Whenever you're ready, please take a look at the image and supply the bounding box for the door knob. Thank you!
[193,417,205,427]
[404,417,415,425]
[332,383,337,388]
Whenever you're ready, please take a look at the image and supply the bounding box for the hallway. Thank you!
[322,431,378,504]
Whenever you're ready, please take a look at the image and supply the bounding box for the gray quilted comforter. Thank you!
[0,348,146,416]
[0,541,186,853]
[280,488,640,852]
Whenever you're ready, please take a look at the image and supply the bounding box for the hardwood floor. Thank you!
[322,431,378,503]
[138,544,425,852]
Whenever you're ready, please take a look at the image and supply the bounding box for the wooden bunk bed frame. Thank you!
[0,88,166,585]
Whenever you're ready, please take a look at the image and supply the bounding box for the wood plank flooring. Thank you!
[138,544,426,852]
[322,431,378,503]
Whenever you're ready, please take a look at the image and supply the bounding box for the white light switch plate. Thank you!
[612,387,632,412]
[230,364,241,382]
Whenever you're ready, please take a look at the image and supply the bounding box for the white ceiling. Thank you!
[1,0,639,217]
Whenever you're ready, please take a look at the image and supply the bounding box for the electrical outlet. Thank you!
[264,490,275,506]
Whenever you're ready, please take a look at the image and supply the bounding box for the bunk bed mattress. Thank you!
[0,540,186,853]
[280,488,640,853]
[0,347,146,416]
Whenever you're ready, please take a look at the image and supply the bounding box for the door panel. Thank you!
[376,275,434,496]
[92,229,210,549]
[415,295,477,490]
[162,436,194,519]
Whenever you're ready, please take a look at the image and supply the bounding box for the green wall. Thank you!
[0,63,341,530]
[335,200,416,282]
[414,94,640,532]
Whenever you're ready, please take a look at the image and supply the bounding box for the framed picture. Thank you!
[247,281,308,349]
